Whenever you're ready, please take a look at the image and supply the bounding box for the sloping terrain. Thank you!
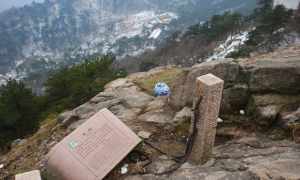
[1,45,300,179]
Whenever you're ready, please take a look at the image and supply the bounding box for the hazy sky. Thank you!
[0,0,44,12]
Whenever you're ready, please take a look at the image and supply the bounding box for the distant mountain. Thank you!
[0,0,256,83]
[274,0,300,9]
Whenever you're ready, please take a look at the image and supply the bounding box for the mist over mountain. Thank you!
[0,0,256,84]
[0,0,44,12]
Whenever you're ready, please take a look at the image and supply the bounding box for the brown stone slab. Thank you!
[47,108,141,180]
[15,170,41,180]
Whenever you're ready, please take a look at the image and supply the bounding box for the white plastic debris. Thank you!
[138,131,152,139]
[240,110,245,115]
[0,164,4,169]
[121,164,129,174]
[217,118,224,123]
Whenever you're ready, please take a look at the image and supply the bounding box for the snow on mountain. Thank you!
[206,31,249,62]
[274,0,300,9]
[0,0,256,86]
[149,28,162,39]
[0,75,7,86]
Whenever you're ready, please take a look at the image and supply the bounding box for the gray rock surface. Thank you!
[138,111,173,124]
[57,111,79,127]
[50,48,300,180]
[138,131,152,139]
[125,137,300,180]
[172,107,192,124]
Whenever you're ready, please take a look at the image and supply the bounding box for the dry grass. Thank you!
[0,113,68,179]
[134,68,184,95]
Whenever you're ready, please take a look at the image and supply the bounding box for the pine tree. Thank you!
[0,80,39,147]
[45,55,126,109]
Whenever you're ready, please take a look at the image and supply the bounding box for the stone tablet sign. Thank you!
[47,108,141,180]
[15,170,42,180]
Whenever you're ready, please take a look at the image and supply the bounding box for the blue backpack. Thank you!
[154,82,170,96]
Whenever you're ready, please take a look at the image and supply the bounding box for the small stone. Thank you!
[256,105,280,126]
[146,159,177,174]
[180,162,194,169]
[74,104,96,119]
[202,158,215,168]
[57,111,79,127]
[138,131,152,139]
[138,112,173,124]
[159,155,169,160]
[172,107,192,124]
[240,110,245,115]
[11,139,27,147]
[0,164,4,169]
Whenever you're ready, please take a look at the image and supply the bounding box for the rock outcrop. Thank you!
[170,46,300,127]
[1,45,300,180]
[125,137,300,180]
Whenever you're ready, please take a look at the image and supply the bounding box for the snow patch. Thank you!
[149,28,162,39]
[274,0,300,9]
[206,31,249,62]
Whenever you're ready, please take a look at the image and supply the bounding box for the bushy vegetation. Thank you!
[0,55,126,150]
[187,12,243,42]
[45,55,126,110]
[0,80,39,148]
[248,5,293,46]
[228,1,296,58]
[139,60,159,72]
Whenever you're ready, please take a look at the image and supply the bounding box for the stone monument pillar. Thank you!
[189,74,224,165]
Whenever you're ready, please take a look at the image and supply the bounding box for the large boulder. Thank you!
[172,60,240,108]
[114,85,154,109]
[245,58,300,94]
[247,94,300,126]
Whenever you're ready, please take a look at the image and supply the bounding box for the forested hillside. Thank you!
[0,0,255,83]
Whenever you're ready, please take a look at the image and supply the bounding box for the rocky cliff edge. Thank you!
[1,45,300,180]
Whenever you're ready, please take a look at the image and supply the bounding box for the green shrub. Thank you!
[45,55,126,109]
[0,80,40,148]
[186,12,243,41]
[229,4,294,59]
[139,60,159,72]
[226,46,253,58]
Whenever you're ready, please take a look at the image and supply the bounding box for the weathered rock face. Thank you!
[53,46,300,132]
[3,46,300,180]
[124,137,300,180]
[171,60,241,108]
[170,46,300,126]
[47,48,300,180]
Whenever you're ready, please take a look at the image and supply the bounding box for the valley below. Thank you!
[0,0,256,86]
